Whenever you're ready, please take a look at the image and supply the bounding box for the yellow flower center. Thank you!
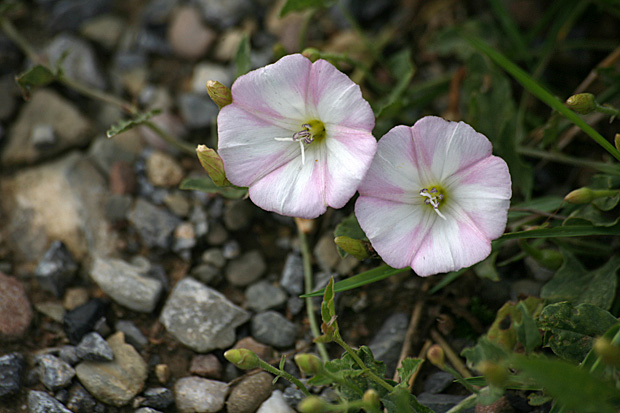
[419,186,446,220]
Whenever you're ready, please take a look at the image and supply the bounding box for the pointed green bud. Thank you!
[297,396,328,413]
[196,145,231,187]
[362,389,381,409]
[302,48,321,62]
[224,348,260,370]
[478,361,508,387]
[334,236,370,260]
[294,354,324,376]
[566,93,597,114]
[427,344,445,368]
[537,249,563,270]
[564,187,594,204]
[615,134,620,152]
[593,337,620,368]
[206,80,232,108]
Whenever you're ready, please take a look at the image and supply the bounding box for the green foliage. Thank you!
[333,213,368,258]
[374,50,416,118]
[15,64,55,99]
[280,0,332,16]
[301,265,409,297]
[179,177,247,199]
[234,33,252,78]
[106,109,162,138]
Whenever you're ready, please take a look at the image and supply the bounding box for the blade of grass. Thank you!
[487,0,529,61]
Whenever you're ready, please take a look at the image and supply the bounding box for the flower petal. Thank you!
[247,143,327,218]
[355,196,434,269]
[411,116,494,183]
[308,59,375,131]
[324,125,377,208]
[218,104,299,186]
[230,54,312,122]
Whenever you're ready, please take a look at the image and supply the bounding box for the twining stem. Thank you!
[58,74,138,115]
[0,16,40,63]
[257,358,311,396]
[595,103,620,118]
[518,147,620,175]
[333,337,395,393]
[445,393,478,413]
[297,222,330,362]
[143,120,195,154]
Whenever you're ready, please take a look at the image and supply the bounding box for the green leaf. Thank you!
[473,252,500,281]
[383,387,433,413]
[462,337,510,371]
[395,358,423,389]
[486,297,543,352]
[541,251,620,310]
[179,177,247,199]
[15,65,56,99]
[514,300,543,354]
[375,50,416,118]
[301,265,409,297]
[106,109,162,138]
[591,175,620,211]
[564,203,620,227]
[511,355,620,413]
[234,33,252,78]
[507,196,564,221]
[333,213,368,258]
[280,0,331,16]
[538,302,619,362]
[497,223,620,242]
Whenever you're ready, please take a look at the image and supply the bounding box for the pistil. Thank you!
[420,187,446,220]
[275,120,325,165]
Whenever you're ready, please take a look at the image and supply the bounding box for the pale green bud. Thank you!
[302,48,321,62]
[564,187,594,204]
[478,361,508,387]
[566,93,597,114]
[297,396,328,413]
[224,348,260,369]
[362,389,381,408]
[334,236,370,260]
[196,145,230,187]
[206,80,232,108]
[294,354,324,376]
[427,344,445,368]
[593,337,620,368]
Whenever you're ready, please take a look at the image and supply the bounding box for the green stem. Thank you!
[143,120,195,155]
[443,364,479,394]
[595,103,620,118]
[0,16,41,63]
[58,74,137,115]
[257,359,311,396]
[321,368,365,397]
[517,147,620,175]
[298,226,330,362]
[333,337,395,393]
[445,393,478,413]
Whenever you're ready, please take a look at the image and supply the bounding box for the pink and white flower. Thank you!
[355,116,512,277]
[217,54,377,219]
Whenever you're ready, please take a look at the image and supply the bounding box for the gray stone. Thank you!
[257,390,295,413]
[369,312,409,377]
[0,272,32,341]
[195,0,254,29]
[28,390,72,413]
[135,408,163,413]
[128,198,182,249]
[115,320,148,350]
[173,222,197,257]
[160,277,250,352]
[34,241,78,297]
[47,0,109,32]
[189,354,222,379]
[80,15,124,49]
[2,90,91,166]
[174,376,228,413]
[246,281,288,312]
[191,263,222,285]
[223,199,254,231]
[177,93,219,129]
[222,240,241,259]
[90,257,163,313]
[146,150,184,188]
[313,234,340,271]
[75,332,148,407]
[423,371,454,394]
[191,62,232,93]
[416,393,474,413]
[76,332,114,362]
[30,123,56,149]
[35,354,76,391]
[105,194,133,222]
[251,311,297,348]
[227,372,273,413]
[0,353,25,398]
[58,346,80,366]
[280,253,303,296]
[142,387,174,410]
[66,383,99,413]
[168,6,216,59]
[88,134,140,176]
[45,33,107,89]
[0,152,116,264]
[202,248,226,268]
[226,250,267,287]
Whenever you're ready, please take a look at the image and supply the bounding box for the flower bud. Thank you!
[196,145,230,187]
[294,354,324,376]
[615,134,620,152]
[362,389,381,409]
[206,80,232,108]
[297,396,328,413]
[302,48,321,62]
[427,344,445,368]
[334,236,369,260]
[566,93,597,114]
[224,348,260,369]
[593,337,620,368]
[564,187,594,204]
[478,361,508,387]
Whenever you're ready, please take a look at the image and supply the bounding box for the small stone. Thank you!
[160,277,250,352]
[146,150,184,187]
[66,383,99,413]
[80,14,124,49]
[0,353,25,398]
[336,255,359,275]
[105,194,133,222]
[155,364,170,385]
[233,337,274,361]
[35,354,76,391]
[168,6,216,59]
[45,33,107,90]
[47,0,109,32]
[196,0,253,29]
[246,281,287,312]
[191,263,222,285]
[90,257,163,313]
[206,222,228,245]
[28,390,73,413]
[251,311,297,349]
[89,135,140,179]
[76,332,114,361]
[369,312,409,378]
[173,222,197,255]
[223,200,254,231]
[257,389,294,413]
[115,320,148,350]
[142,387,174,410]
[128,198,182,249]
[191,62,232,94]
[202,248,226,268]
[226,372,273,413]
[35,302,66,323]
[280,253,303,296]
[174,376,228,413]
[34,241,78,297]
[163,191,191,217]
[136,408,163,413]
[109,161,137,195]
[58,346,80,366]
[0,272,32,341]
[226,250,267,287]
[30,123,56,149]
[189,354,222,379]
[63,288,89,311]
[423,371,454,394]
[213,28,245,62]
[177,92,219,129]
[313,234,340,271]
[75,332,148,407]
[63,299,107,344]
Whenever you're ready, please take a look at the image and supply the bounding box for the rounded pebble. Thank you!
[226,372,273,413]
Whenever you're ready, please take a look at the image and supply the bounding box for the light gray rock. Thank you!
[90,257,163,313]
[177,92,219,129]
[195,0,254,29]
[201,248,226,268]
[257,390,295,413]
[174,376,228,413]
[160,277,250,352]
[369,312,409,377]
[75,332,148,407]
[2,89,91,166]
[35,354,75,391]
[246,281,287,312]
[251,311,297,349]
[313,234,340,272]
[191,62,232,93]
[226,250,266,287]
[0,353,26,398]
[34,241,78,297]
[45,33,107,89]
[28,390,73,413]
[115,320,148,350]
[76,332,114,362]
[128,198,182,249]
[280,253,303,296]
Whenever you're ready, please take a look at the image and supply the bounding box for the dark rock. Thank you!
[416,393,474,413]
[28,390,73,413]
[423,371,455,394]
[251,311,297,349]
[195,0,254,29]
[58,346,80,366]
[226,250,267,287]
[222,240,241,259]
[280,253,303,296]
[223,199,254,231]
[47,0,110,32]
[369,312,409,377]
[34,241,78,297]
[63,299,107,344]
[35,354,76,391]
[128,197,182,249]
[66,383,99,413]
[177,92,219,129]
[0,272,32,341]
[189,354,222,379]
[0,353,25,398]
[142,387,174,410]
[226,372,273,413]
[246,281,288,312]
[76,332,114,362]
[115,320,148,350]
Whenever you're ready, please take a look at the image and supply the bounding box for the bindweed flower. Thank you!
[218,54,377,219]
[355,116,511,277]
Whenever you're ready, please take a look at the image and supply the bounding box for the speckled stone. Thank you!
[0,272,32,341]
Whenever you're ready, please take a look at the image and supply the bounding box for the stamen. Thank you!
[275,121,324,165]
[419,188,447,220]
